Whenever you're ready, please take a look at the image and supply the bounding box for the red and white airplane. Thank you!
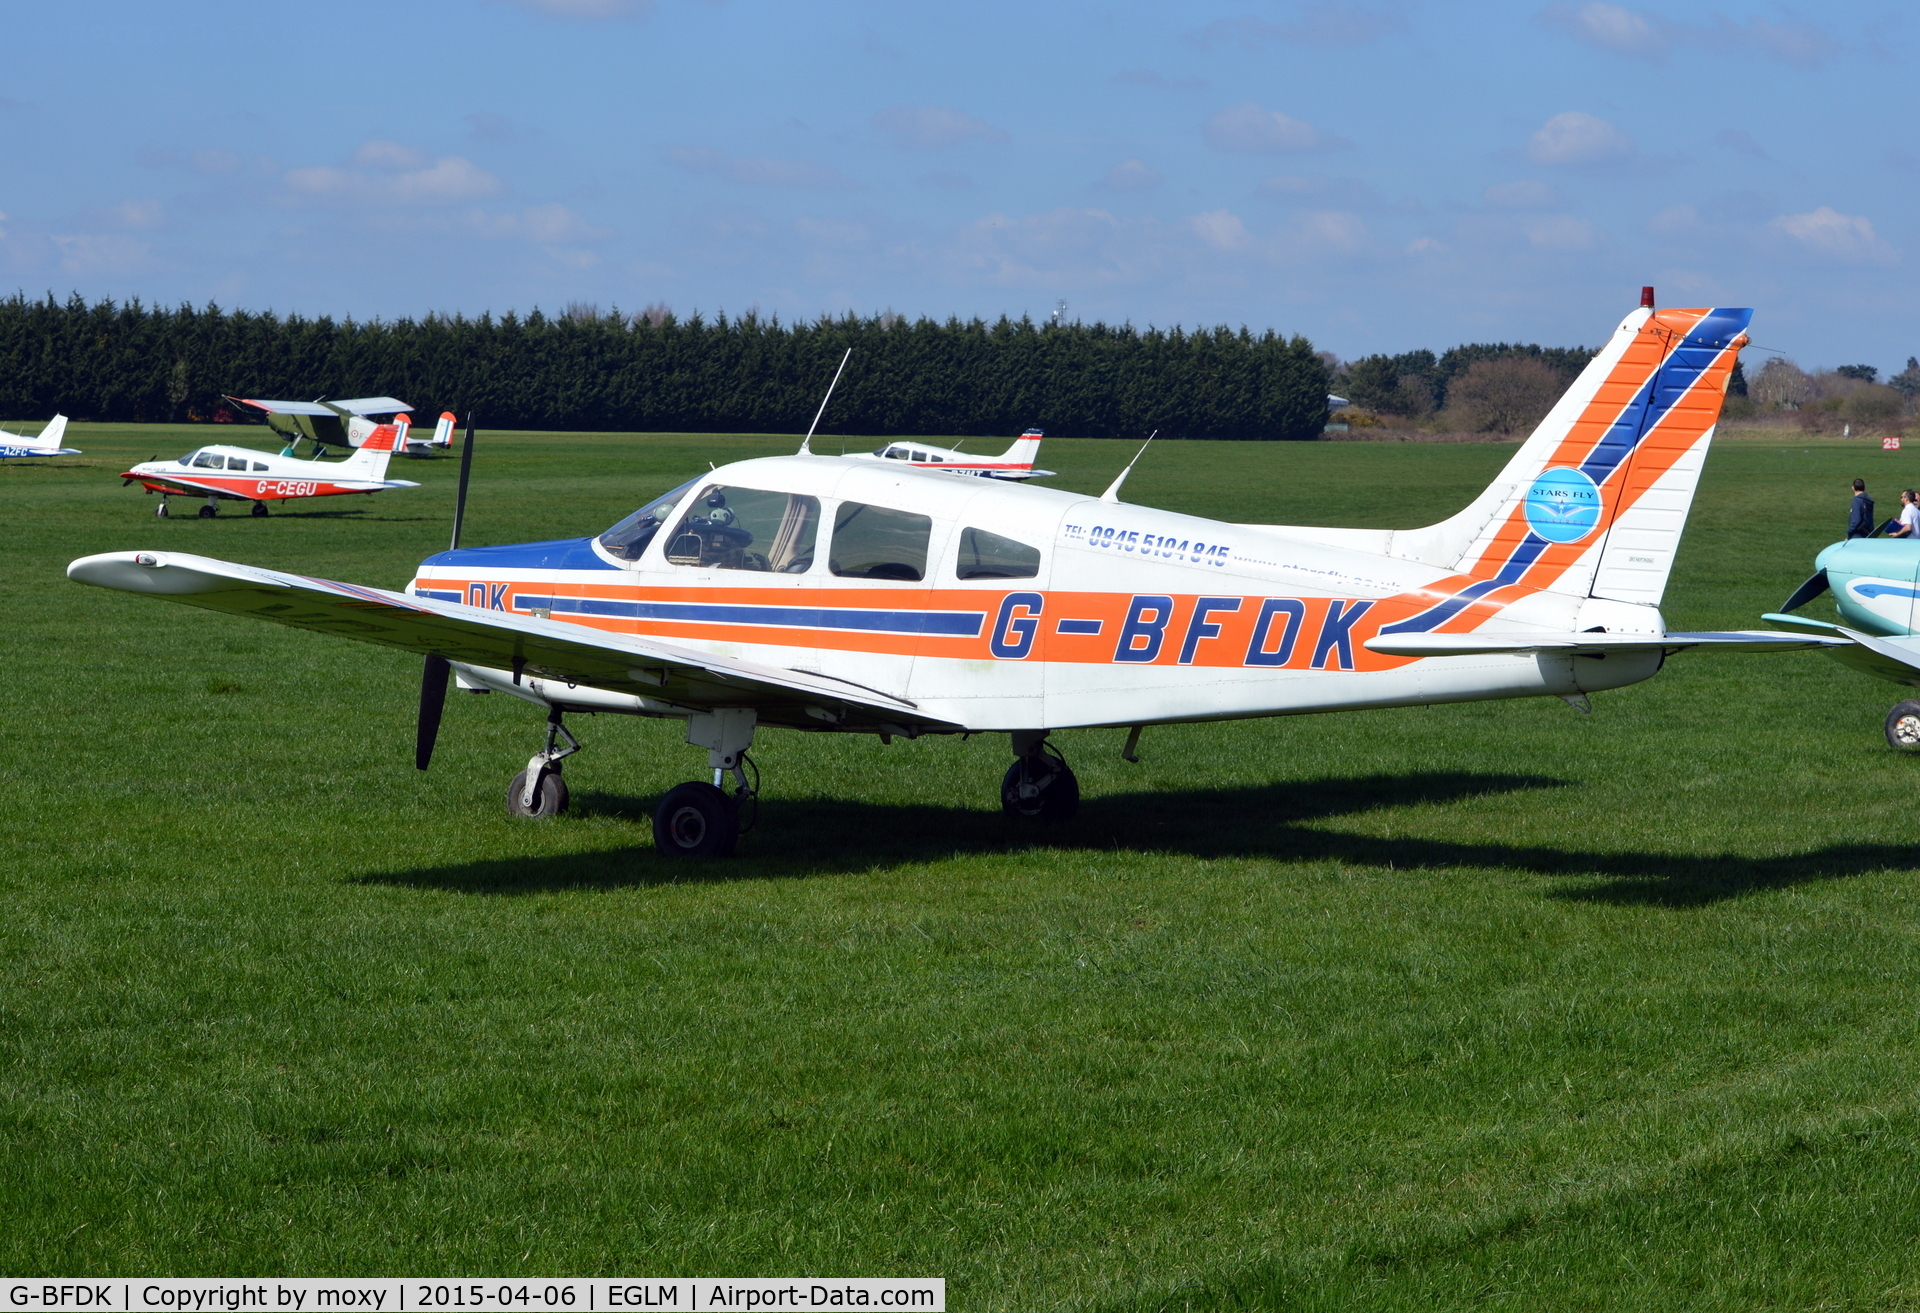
[849,429,1053,480]
[71,293,1836,857]
[119,418,418,517]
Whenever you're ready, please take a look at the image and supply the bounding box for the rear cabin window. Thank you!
[830,502,932,581]
[955,527,1042,580]
[252,461,269,472]
[191,452,222,469]
[227,456,250,470]
[664,485,820,573]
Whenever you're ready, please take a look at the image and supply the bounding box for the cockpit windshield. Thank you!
[598,477,700,561]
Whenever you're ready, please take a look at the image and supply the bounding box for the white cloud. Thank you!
[353,139,429,169]
[284,148,503,204]
[1522,215,1597,251]
[475,203,613,245]
[873,105,1009,150]
[665,146,858,189]
[1204,103,1333,152]
[1191,209,1251,250]
[1648,203,1701,235]
[1541,3,1839,68]
[1406,236,1446,254]
[506,0,652,16]
[1524,111,1632,165]
[1296,209,1369,253]
[1484,180,1562,209]
[1100,159,1162,190]
[116,199,165,229]
[955,208,1150,287]
[1772,207,1895,261]
[52,233,151,274]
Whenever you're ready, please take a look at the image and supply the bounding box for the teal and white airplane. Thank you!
[1767,539,1920,747]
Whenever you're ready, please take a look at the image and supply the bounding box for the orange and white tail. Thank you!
[429,412,456,447]
[339,416,407,480]
[1392,301,1750,606]
[996,428,1043,470]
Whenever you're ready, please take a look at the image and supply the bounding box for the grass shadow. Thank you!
[352,768,1920,903]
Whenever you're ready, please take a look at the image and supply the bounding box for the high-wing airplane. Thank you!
[1763,538,1920,747]
[848,429,1053,480]
[71,294,1837,858]
[0,414,79,459]
[227,395,413,455]
[119,418,418,517]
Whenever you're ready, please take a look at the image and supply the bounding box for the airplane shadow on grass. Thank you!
[354,770,1920,907]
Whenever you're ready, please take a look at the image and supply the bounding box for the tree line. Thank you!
[0,293,1332,441]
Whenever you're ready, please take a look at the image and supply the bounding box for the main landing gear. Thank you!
[198,494,220,519]
[506,708,580,819]
[1002,730,1079,823]
[251,501,269,518]
[654,710,758,858]
[1886,700,1920,751]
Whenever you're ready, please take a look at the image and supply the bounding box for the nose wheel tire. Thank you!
[155,503,169,518]
[506,768,570,818]
[1001,748,1080,822]
[653,781,739,857]
[1886,700,1920,751]
[198,504,217,518]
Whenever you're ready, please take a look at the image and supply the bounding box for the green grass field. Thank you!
[5,424,1920,1308]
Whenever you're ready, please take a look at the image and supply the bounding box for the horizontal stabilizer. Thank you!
[66,550,960,735]
[1365,629,1841,658]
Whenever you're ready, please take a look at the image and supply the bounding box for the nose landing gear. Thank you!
[1002,730,1078,822]
[506,708,579,819]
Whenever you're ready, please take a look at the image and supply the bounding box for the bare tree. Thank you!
[562,301,602,324]
[635,302,672,328]
[1442,357,1563,434]
[1750,357,1813,408]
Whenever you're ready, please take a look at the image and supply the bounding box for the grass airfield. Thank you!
[4,423,1920,1307]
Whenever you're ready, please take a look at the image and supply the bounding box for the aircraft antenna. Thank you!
[450,412,476,551]
[1100,430,1157,504]
[797,348,852,456]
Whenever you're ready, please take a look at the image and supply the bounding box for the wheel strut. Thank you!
[518,707,581,810]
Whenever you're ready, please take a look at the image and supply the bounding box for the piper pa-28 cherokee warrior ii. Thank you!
[848,429,1053,480]
[71,293,1835,857]
[119,418,418,517]
[0,414,78,459]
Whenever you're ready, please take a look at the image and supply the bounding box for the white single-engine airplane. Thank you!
[849,429,1053,480]
[0,414,79,459]
[71,294,1836,858]
[119,418,418,517]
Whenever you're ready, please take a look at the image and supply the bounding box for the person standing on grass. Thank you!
[1892,490,1920,538]
[1849,479,1876,538]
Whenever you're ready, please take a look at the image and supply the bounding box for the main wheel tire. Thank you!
[251,502,269,518]
[198,504,217,518]
[155,503,169,518]
[1887,701,1920,751]
[506,768,569,818]
[653,781,738,857]
[1001,753,1080,823]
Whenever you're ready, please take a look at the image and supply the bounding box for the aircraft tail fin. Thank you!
[35,414,70,450]
[339,417,405,480]
[430,412,457,447]
[1389,300,1751,607]
[997,428,1043,469]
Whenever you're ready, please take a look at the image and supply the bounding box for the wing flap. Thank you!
[67,550,956,733]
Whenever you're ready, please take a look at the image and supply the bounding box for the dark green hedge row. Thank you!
[0,294,1332,441]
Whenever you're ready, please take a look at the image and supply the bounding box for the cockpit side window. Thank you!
[665,485,820,573]
[955,527,1041,580]
[829,502,932,581]
[882,446,908,460]
[226,455,251,470]
[191,451,222,469]
[598,477,701,561]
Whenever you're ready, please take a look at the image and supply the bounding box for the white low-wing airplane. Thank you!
[71,296,1839,857]
[119,418,418,517]
[847,429,1053,480]
[0,414,79,458]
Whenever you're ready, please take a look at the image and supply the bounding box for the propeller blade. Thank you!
[1780,569,1830,613]
[416,654,450,770]
[450,411,476,551]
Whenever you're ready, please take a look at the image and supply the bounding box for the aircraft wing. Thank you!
[229,396,410,417]
[1756,615,1920,688]
[1365,629,1845,658]
[67,550,959,735]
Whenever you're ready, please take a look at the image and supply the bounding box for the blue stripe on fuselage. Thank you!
[514,594,988,637]
[418,537,618,572]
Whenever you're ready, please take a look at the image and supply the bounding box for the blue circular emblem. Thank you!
[1523,467,1602,544]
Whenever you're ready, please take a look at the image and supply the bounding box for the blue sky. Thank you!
[2,0,1909,369]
